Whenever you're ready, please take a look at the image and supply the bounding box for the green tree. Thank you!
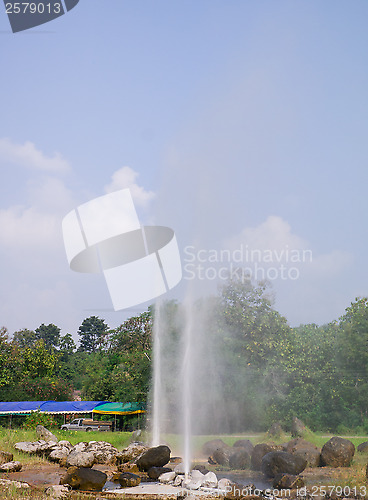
[12,328,37,348]
[78,316,109,353]
[59,333,76,356]
[35,323,61,349]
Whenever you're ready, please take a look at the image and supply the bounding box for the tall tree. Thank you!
[35,323,61,349]
[78,316,109,352]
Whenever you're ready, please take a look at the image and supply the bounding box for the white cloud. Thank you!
[0,137,70,173]
[104,166,155,208]
[225,215,307,253]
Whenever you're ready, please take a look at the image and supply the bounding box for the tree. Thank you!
[35,323,61,349]
[59,333,76,356]
[12,328,37,348]
[78,316,109,352]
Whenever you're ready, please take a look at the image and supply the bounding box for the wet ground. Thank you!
[1,462,354,497]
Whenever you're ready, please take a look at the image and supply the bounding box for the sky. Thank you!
[0,0,367,339]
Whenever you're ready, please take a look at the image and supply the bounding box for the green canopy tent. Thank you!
[92,402,146,431]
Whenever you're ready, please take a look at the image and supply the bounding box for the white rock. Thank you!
[0,461,22,472]
[202,471,218,488]
[186,480,203,490]
[218,478,233,490]
[0,478,29,489]
[190,469,204,483]
[174,462,186,474]
[159,471,176,484]
[44,485,70,498]
[174,474,183,486]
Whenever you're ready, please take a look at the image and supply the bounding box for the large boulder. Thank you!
[36,425,58,443]
[320,437,355,467]
[0,451,13,464]
[228,448,251,469]
[291,417,307,438]
[0,461,22,472]
[135,445,171,471]
[118,472,141,488]
[232,439,254,455]
[117,443,149,464]
[357,442,368,453]
[202,439,228,456]
[284,438,321,467]
[60,466,107,491]
[251,443,274,470]
[212,444,233,466]
[261,451,307,478]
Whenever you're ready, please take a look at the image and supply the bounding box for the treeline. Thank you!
[0,277,367,433]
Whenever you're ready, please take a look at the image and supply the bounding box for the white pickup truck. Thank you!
[60,418,112,432]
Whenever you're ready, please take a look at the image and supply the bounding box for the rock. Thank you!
[229,448,251,469]
[48,447,71,464]
[15,440,57,456]
[191,469,205,483]
[193,464,210,474]
[136,445,171,471]
[357,442,368,453]
[202,471,218,488]
[0,451,13,464]
[118,472,141,487]
[272,473,305,489]
[0,478,29,489]
[284,438,321,467]
[44,484,71,498]
[131,430,142,441]
[291,417,307,438]
[261,451,307,478]
[212,444,233,466]
[185,480,202,490]
[174,462,187,474]
[60,466,107,491]
[202,439,228,456]
[147,466,172,481]
[85,441,119,465]
[47,441,73,464]
[320,437,355,467]
[118,443,149,463]
[251,443,274,470]
[66,451,95,468]
[174,474,183,487]
[269,422,284,437]
[159,471,176,484]
[284,438,317,454]
[232,439,254,455]
[0,461,22,472]
[218,478,233,491]
[117,463,140,474]
[36,425,58,443]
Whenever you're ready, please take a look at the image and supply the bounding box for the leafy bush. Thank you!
[22,410,58,429]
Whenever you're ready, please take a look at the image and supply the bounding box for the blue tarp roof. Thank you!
[0,401,107,415]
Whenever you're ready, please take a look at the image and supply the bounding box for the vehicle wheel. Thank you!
[86,428,92,432]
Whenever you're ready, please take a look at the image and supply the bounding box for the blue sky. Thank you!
[0,1,367,338]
